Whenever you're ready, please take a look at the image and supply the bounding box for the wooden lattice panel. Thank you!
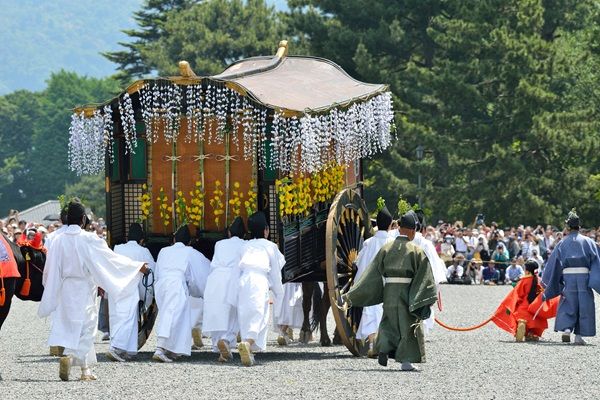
[268,184,278,243]
[124,183,143,238]
[110,183,124,243]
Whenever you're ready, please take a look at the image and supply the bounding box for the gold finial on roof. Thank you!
[178,61,196,77]
[276,40,289,58]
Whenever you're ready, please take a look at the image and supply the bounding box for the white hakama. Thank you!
[189,297,204,330]
[188,250,211,332]
[38,225,143,366]
[234,239,285,351]
[203,236,244,350]
[412,232,447,335]
[273,282,303,330]
[355,230,394,340]
[154,243,209,356]
[110,241,156,354]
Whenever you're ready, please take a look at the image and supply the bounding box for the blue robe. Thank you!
[542,232,600,336]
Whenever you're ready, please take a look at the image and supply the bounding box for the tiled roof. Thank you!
[3,200,61,224]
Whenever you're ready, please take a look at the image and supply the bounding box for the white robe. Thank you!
[38,225,142,366]
[111,241,156,354]
[235,238,285,351]
[154,242,210,356]
[42,224,67,286]
[202,236,244,349]
[412,232,447,334]
[188,250,211,331]
[273,282,303,330]
[355,230,394,340]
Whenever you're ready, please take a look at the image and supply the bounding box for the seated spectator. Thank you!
[505,258,524,284]
[482,264,500,285]
[491,242,510,284]
[507,233,520,259]
[440,234,455,265]
[446,254,466,284]
[530,249,544,269]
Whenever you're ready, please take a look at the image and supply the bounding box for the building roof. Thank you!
[3,200,61,224]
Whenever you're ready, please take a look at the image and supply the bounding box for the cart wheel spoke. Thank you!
[326,188,373,357]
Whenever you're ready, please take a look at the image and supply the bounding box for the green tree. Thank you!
[103,0,199,84]
[141,0,284,76]
[290,0,600,226]
[65,174,106,218]
[27,71,120,207]
[0,90,44,208]
[0,71,119,216]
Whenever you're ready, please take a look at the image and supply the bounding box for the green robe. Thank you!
[343,236,437,363]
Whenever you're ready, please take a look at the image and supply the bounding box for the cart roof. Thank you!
[213,55,386,113]
[75,41,387,115]
[68,41,395,176]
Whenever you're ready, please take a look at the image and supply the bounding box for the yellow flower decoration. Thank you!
[175,190,188,226]
[229,181,244,220]
[209,180,225,229]
[157,187,171,231]
[138,183,152,222]
[187,181,205,228]
[245,180,258,216]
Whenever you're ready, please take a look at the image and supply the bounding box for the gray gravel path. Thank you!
[1,285,599,400]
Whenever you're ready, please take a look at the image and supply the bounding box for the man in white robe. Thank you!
[106,223,156,362]
[354,203,394,358]
[38,200,148,381]
[202,216,245,361]
[43,208,68,357]
[153,225,210,362]
[412,210,447,336]
[234,211,285,367]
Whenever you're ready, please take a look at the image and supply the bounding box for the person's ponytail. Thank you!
[525,260,539,304]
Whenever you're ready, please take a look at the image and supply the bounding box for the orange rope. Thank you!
[434,316,493,332]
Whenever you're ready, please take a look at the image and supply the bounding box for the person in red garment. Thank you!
[0,232,21,330]
[492,260,558,341]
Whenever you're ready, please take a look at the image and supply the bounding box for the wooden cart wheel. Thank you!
[326,188,373,356]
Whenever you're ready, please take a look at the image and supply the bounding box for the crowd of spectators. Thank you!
[0,211,107,243]
[4,208,600,289]
[425,220,600,286]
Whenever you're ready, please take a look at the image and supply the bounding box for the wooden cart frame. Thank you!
[68,41,394,355]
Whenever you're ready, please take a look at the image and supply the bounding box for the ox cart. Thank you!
[67,41,395,356]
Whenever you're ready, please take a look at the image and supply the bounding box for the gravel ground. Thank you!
[1,284,599,400]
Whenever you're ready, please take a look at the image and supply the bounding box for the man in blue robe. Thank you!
[542,210,600,345]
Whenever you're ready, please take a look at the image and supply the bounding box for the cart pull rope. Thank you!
[434,315,493,332]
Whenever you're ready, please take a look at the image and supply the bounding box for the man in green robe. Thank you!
[341,210,437,371]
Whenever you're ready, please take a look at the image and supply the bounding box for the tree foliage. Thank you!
[289,0,600,226]
[64,174,106,218]
[0,72,119,217]
[3,0,600,228]
[104,0,283,80]
[103,0,199,83]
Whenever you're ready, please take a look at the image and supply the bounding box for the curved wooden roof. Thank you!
[75,41,388,116]
[213,55,387,113]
